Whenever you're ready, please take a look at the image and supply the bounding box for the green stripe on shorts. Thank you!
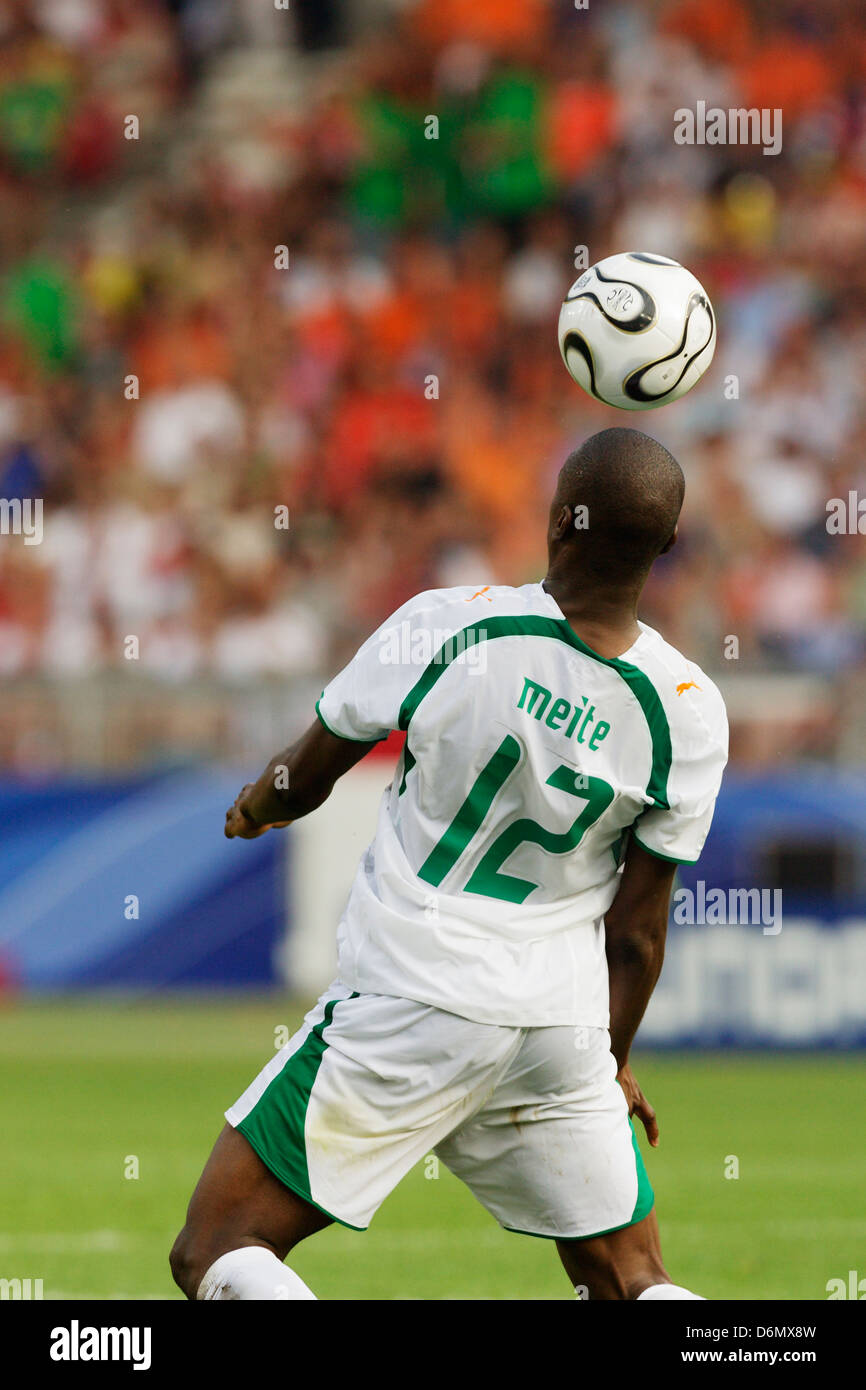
[236,993,359,1214]
[628,1116,655,1225]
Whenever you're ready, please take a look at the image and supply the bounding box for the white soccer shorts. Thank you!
[225,982,653,1240]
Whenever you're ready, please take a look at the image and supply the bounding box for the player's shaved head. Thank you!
[549,427,684,582]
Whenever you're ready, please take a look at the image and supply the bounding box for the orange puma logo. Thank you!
[466,586,492,602]
[676,681,701,695]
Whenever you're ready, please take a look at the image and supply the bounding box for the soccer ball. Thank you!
[557,251,716,410]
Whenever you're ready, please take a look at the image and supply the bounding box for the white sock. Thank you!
[196,1246,316,1301]
[637,1282,705,1301]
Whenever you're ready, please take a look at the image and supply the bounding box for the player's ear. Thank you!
[552,505,572,540]
[659,525,678,556]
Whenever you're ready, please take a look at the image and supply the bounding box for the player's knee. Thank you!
[169,1225,208,1299]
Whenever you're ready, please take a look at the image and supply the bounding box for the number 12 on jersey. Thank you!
[417,734,615,904]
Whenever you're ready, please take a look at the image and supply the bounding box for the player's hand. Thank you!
[617,1063,659,1148]
[224,785,290,840]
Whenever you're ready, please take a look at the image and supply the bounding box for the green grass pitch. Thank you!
[1,997,863,1300]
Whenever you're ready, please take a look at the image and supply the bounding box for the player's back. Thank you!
[316,581,728,1027]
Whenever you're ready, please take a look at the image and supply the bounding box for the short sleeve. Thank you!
[631,680,728,865]
[315,592,436,743]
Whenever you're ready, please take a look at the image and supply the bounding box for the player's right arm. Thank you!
[224,720,376,839]
[225,589,454,840]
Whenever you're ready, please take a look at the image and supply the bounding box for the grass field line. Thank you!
[43,1291,556,1302]
[0,1227,510,1257]
[663,1217,866,1236]
[46,1291,172,1301]
[3,1216,865,1258]
[0,1230,131,1253]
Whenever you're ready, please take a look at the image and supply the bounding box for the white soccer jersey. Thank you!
[316,582,728,1028]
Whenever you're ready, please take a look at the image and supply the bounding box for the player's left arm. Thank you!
[608,672,729,1144]
[224,720,376,839]
[603,839,678,1146]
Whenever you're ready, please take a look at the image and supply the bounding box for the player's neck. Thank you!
[541,574,642,659]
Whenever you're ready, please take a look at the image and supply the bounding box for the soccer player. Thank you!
[170,427,728,1301]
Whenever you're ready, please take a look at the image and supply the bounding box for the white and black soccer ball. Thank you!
[557,252,716,410]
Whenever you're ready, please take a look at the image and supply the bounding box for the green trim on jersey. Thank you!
[397,616,672,809]
[315,697,384,746]
[631,831,698,866]
[397,743,416,796]
[315,698,343,739]
[235,993,365,1228]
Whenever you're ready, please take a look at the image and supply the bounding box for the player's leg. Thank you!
[170,986,356,1300]
[170,1123,330,1300]
[172,983,520,1299]
[436,1024,704,1300]
[555,1207,692,1300]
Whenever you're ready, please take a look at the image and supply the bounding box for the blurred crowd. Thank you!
[1,0,865,757]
